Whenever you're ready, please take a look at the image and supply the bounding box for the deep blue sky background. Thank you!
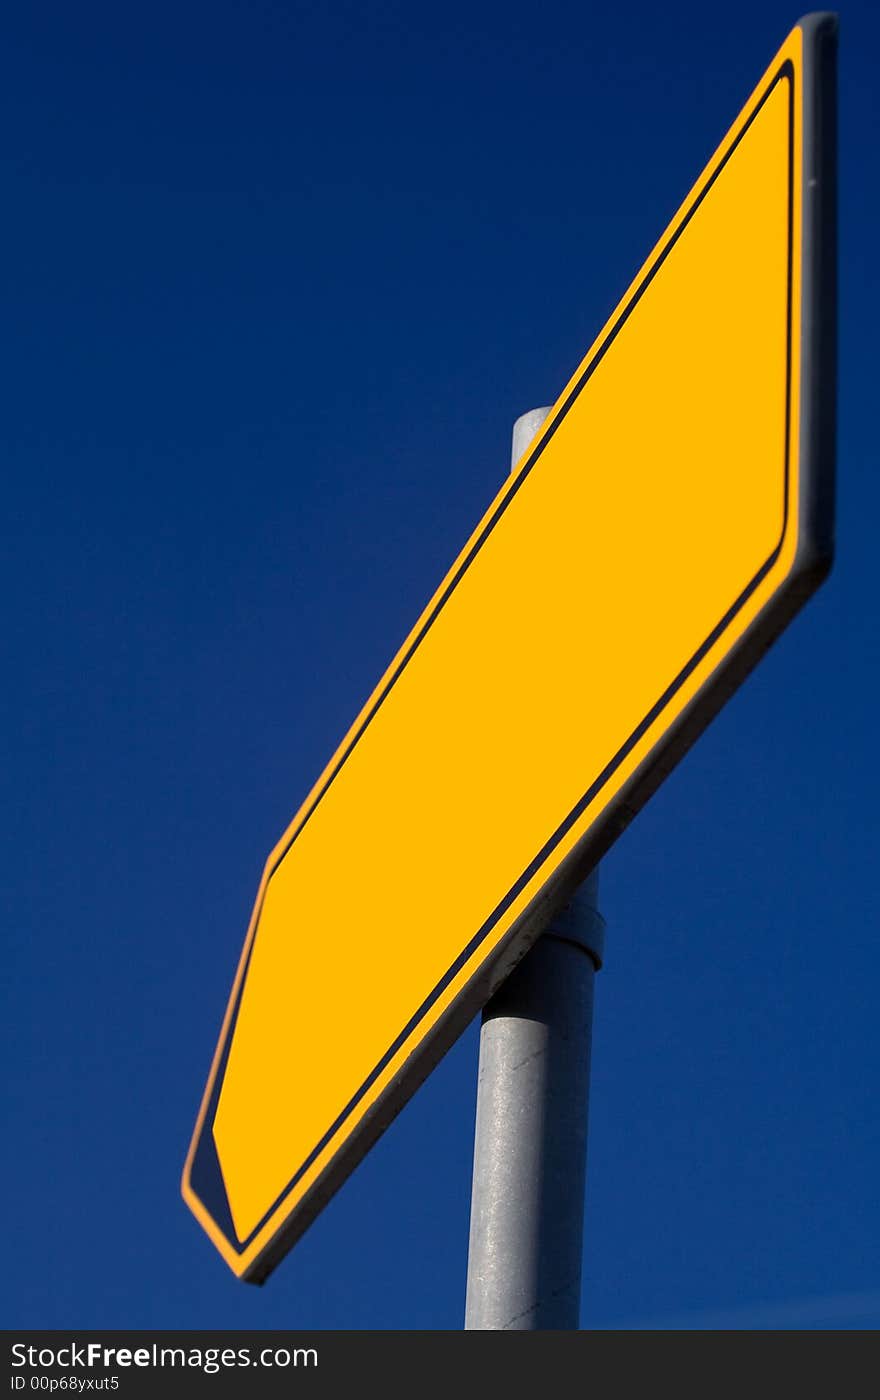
[2,2,877,1329]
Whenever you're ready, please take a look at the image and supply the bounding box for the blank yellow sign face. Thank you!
[183,15,836,1280]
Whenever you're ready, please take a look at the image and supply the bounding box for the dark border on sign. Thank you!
[191,53,795,1258]
[187,13,837,1278]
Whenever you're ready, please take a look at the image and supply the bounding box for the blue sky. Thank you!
[2,1,877,1329]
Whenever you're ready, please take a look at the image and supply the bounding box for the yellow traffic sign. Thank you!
[183,13,836,1280]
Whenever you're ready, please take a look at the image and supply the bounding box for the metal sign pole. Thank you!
[464,408,606,1330]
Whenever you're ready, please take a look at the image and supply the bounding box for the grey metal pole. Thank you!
[464,407,606,1331]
